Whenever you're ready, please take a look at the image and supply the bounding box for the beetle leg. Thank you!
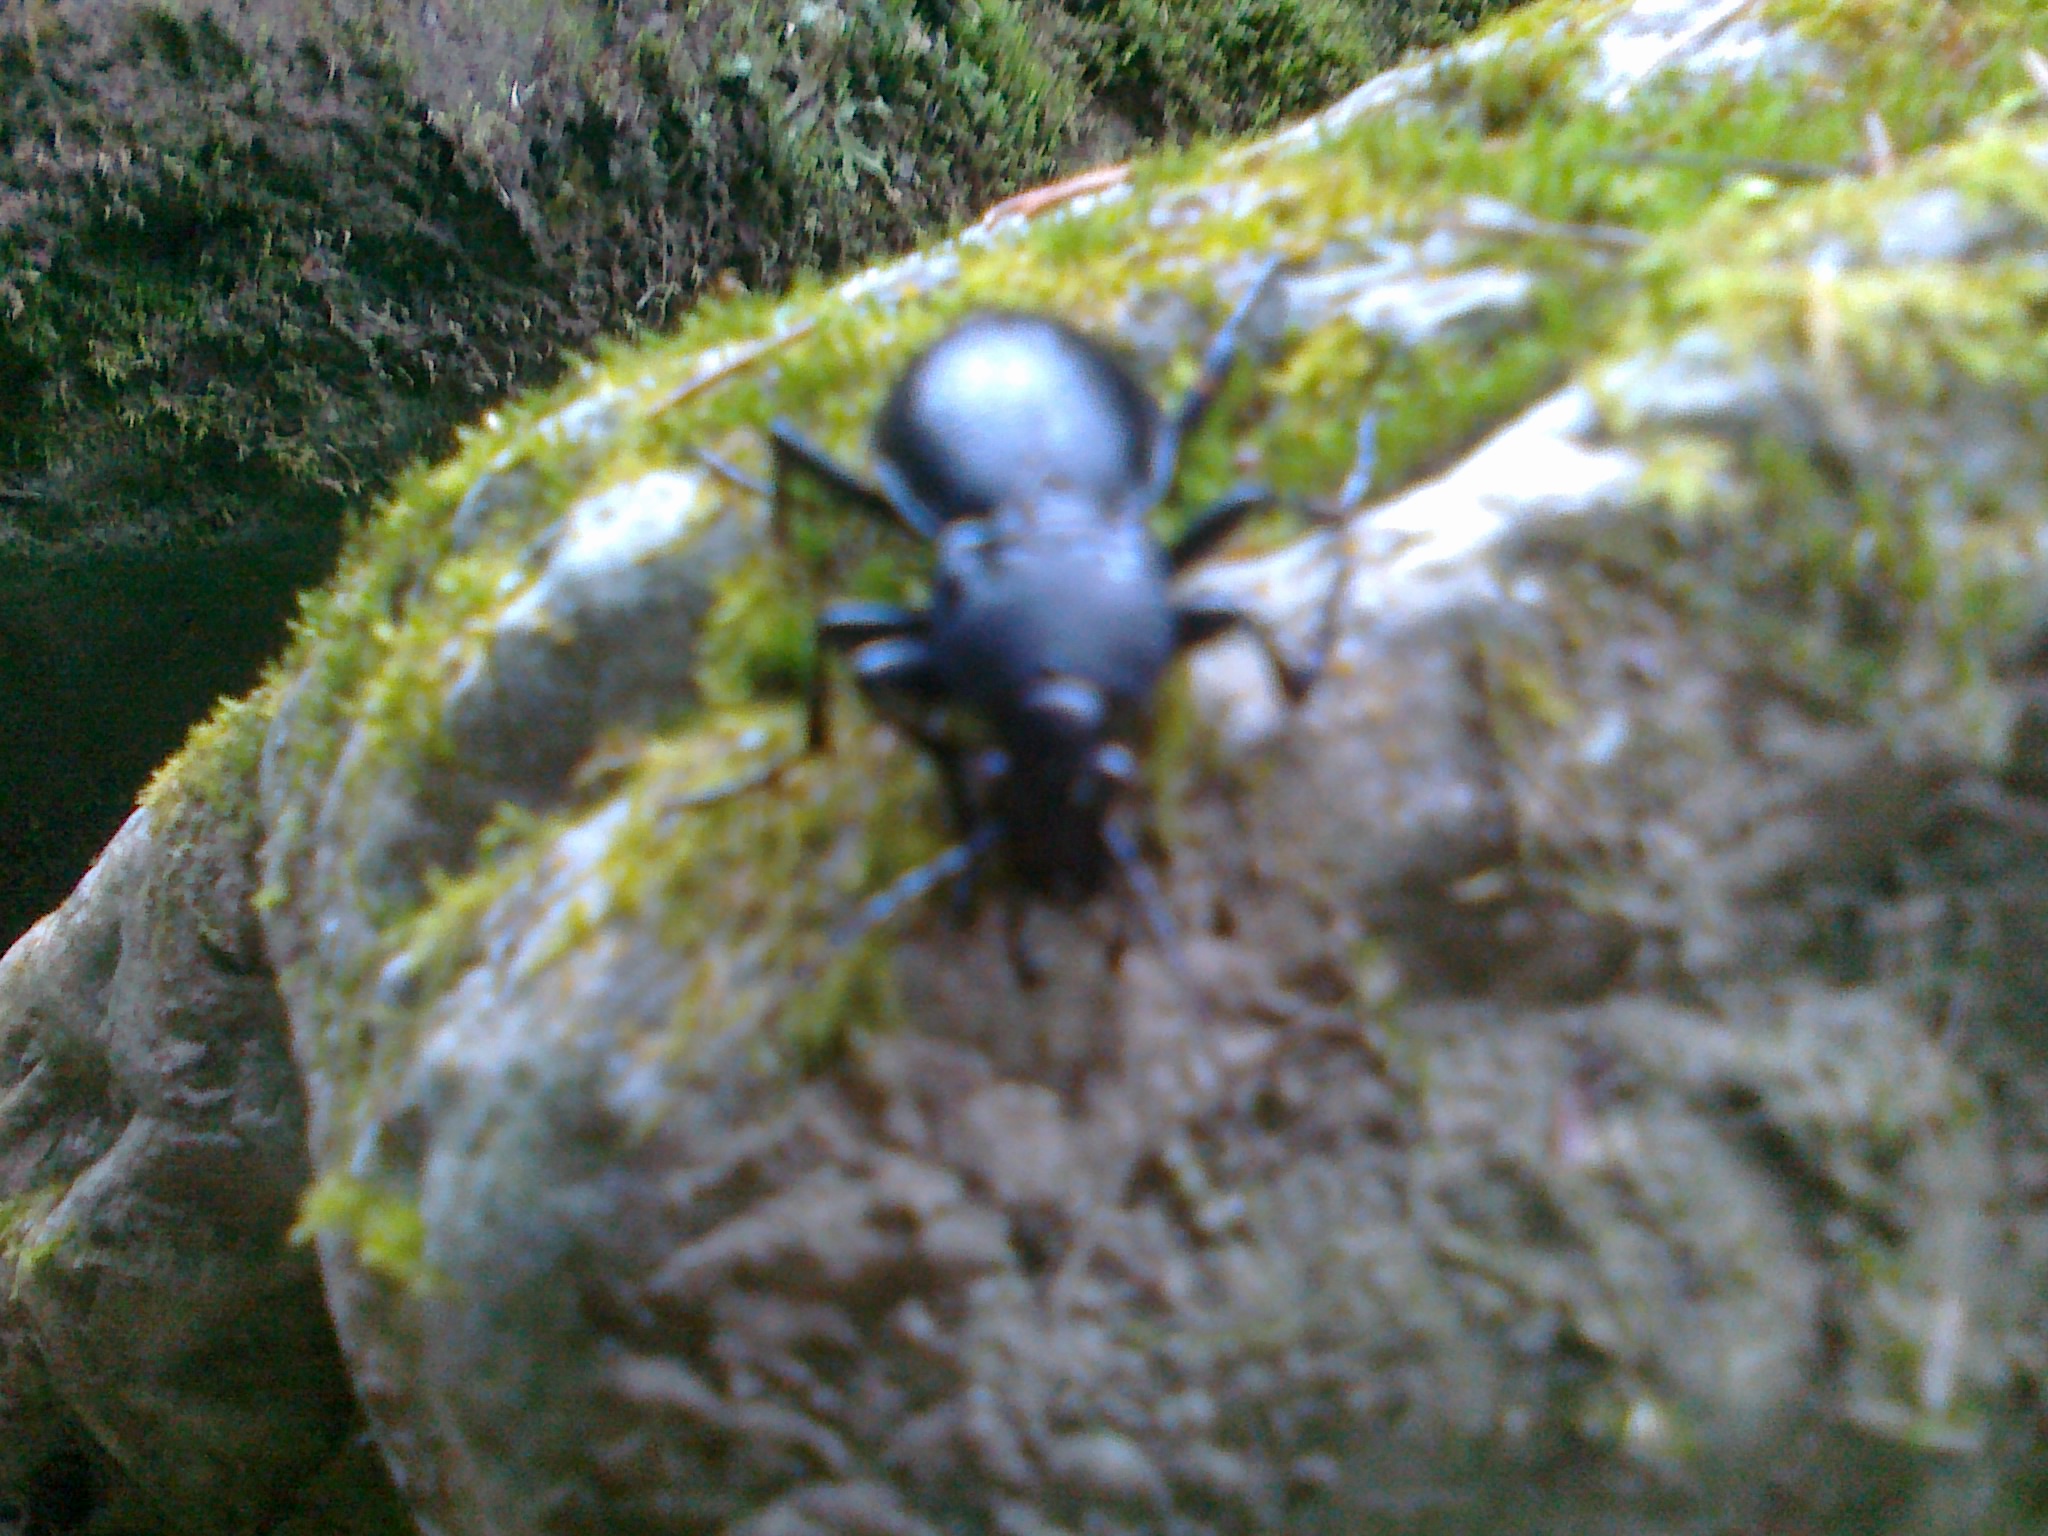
[772,419,941,542]
[813,604,928,749]
[1165,484,1273,574]
[1102,815,1192,990]
[841,634,981,840]
[820,602,929,653]
[1172,587,1330,705]
[692,444,773,498]
[1002,893,1044,988]
[828,818,1005,950]
[1145,256,1292,506]
[680,603,929,806]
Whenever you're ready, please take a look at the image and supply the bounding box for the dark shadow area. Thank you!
[0,522,342,950]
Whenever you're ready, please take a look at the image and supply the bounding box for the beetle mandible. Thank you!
[725,260,1353,978]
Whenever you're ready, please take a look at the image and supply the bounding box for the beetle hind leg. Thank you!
[1170,511,1354,705]
[1002,894,1045,988]
[1164,484,1273,574]
[771,419,941,542]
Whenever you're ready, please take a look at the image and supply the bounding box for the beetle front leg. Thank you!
[815,602,929,751]
[840,630,980,839]
[1164,485,1273,574]
[828,819,1004,951]
[1172,587,1334,705]
[674,602,928,807]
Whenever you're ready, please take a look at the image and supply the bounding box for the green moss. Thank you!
[1417,7,1601,135]
[291,1171,437,1292]
[598,717,941,1064]
[139,683,274,831]
[1605,126,2048,756]
[0,1187,65,1295]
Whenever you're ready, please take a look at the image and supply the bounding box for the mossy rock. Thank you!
[83,0,2048,1527]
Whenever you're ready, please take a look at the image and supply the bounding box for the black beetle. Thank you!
[712,260,1355,978]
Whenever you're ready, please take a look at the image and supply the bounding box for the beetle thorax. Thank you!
[929,496,1175,728]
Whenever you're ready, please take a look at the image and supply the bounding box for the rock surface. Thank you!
[15,0,2048,1530]
[0,760,410,1534]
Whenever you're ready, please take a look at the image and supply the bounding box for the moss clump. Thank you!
[1616,129,2048,755]
[291,1172,435,1292]
[138,684,275,835]
[0,1188,66,1295]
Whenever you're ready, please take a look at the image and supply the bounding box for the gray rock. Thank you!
[0,796,404,1534]
[1600,329,1819,446]
[1279,245,1417,335]
[833,248,964,310]
[449,386,631,557]
[1585,0,1830,108]
[443,468,757,796]
[1240,0,1831,164]
[1283,254,1539,350]
[257,260,2048,1533]
[1876,188,2036,267]
[1115,287,1209,375]
[1342,265,1539,349]
[448,462,544,556]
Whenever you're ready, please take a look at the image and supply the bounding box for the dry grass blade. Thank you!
[2024,47,2048,102]
[655,320,819,415]
[971,162,1132,231]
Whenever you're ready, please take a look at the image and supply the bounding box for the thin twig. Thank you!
[971,162,1131,231]
[655,317,817,415]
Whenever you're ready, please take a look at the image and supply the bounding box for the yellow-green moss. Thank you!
[0,1187,66,1296]
[1610,126,2048,758]
[138,683,275,831]
[291,1171,437,1292]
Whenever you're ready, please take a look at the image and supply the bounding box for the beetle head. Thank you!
[974,674,1142,897]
